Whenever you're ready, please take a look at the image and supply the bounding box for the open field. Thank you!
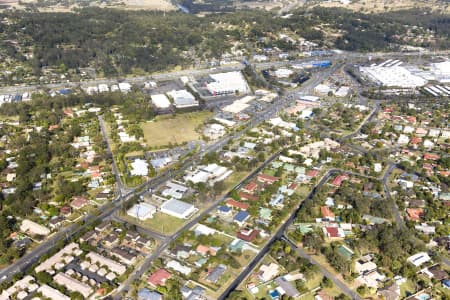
[4,0,175,11]
[310,0,450,13]
[141,111,213,148]
[120,212,186,235]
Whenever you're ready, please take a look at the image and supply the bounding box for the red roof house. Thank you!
[237,228,259,242]
[406,208,425,221]
[306,169,319,178]
[239,192,259,202]
[225,199,249,211]
[148,269,171,287]
[70,196,89,210]
[424,153,440,161]
[256,174,279,184]
[242,181,258,194]
[321,206,335,220]
[331,174,349,187]
[323,227,344,238]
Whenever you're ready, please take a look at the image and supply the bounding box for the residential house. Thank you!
[206,265,227,283]
[148,269,171,287]
[237,228,259,242]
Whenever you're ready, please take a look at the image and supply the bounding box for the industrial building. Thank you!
[206,71,250,96]
[151,94,171,109]
[160,199,196,219]
[167,90,198,108]
[360,65,427,88]
[127,203,157,220]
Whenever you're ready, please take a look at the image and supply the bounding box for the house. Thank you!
[60,205,72,217]
[95,220,110,232]
[274,276,300,298]
[242,181,258,194]
[357,270,385,288]
[217,205,232,216]
[226,199,249,211]
[181,284,206,300]
[70,196,89,210]
[421,264,448,280]
[443,279,450,289]
[20,219,50,236]
[270,194,285,207]
[323,227,345,238]
[167,260,191,276]
[239,192,259,201]
[407,252,431,267]
[331,174,349,187]
[258,263,279,282]
[206,264,227,283]
[237,228,259,242]
[378,284,400,300]
[257,174,279,184]
[196,245,218,256]
[234,211,250,226]
[321,206,335,221]
[406,208,425,221]
[355,255,377,274]
[148,269,171,287]
[138,288,163,300]
[424,153,440,161]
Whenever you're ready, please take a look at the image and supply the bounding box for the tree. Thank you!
[321,276,333,288]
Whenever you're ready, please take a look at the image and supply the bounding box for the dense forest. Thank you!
[0,7,448,81]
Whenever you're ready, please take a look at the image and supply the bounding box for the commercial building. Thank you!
[184,164,232,185]
[160,199,196,219]
[162,181,188,199]
[167,90,198,108]
[130,159,149,176]
[127,203,157,220]
[206,71,250,96]
[151,94,171,109]
[360,66,427,88]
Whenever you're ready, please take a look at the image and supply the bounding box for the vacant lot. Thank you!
[141,111,213,148]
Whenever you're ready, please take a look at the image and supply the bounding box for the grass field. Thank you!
[141,111,213,148]
[120,212,186,235]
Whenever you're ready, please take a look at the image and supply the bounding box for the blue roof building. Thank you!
[233,211,250,225]
[137,288,163,300]
[217,205,232,215]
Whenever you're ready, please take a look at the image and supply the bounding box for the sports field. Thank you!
[141,111,213,148]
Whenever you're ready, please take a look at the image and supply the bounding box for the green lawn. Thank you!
[140,111,213,148]
[120,211,187,235]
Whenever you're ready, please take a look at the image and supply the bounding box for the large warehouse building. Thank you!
[151,94,171,109]
[160,199,196,219]
[206,71,250,96]
[360,65,427,88]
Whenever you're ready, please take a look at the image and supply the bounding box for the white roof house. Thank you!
[167,260,191,275]
[167,90,198,108]
[151,94,171,109]
[184,164,232,184]
[407,252,431,267]
[20,219,50,236]
[207,71,250,96]
[161,199,196,219]
[127,203,157,221]
[131,159,149,176]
